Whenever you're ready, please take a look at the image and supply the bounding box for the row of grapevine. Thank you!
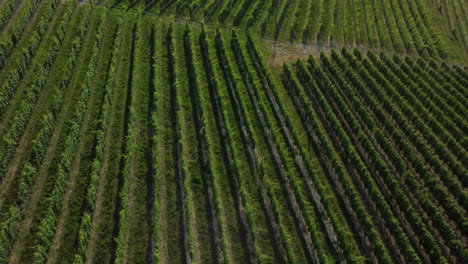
[150,19,194,264]
[192,27,244,263]
[401,58,467,133]
[411,59,468,119]
[171,23,228,263]
[0,4,91,262]
[371,0,391,50]
[246,33,361,261]
[0,0,61,113]
[30,6,94,262]
[291,0,312,42]
[0,0,78,183]
[294,58,423,263]
[0,0,22,33]
[310,52,459,262]
[232,31,322,263]
[0,0,83,226]
[281,47,468,262]
[360,52,467,219]
[214,30,286,263]
[1,3,466,263]
[283,63,397,263]
[321,53,454,262]
[71,8,116,264]
[166,23,195,263]
[80,10,137,263]
[326,49,466,262]
[119,0,450,58]
[437,62,468,96]
[371,55,466,177]
[433,0,467,49]
[114,15,142,264]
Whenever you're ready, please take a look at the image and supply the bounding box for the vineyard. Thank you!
[0,0,466,264]
[116,0,468,60]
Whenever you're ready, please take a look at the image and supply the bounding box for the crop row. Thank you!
[120,0,446,57]
[328,50,466,261]
[0,4,89,262]
[0,0,39,66]
[0,0,22,33]
[285,49,467,262]
[0,0,61,114]
[1,4,466,263]
[0,0,78,186]
[71,8,115,264]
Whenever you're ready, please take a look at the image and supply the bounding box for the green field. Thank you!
[0,0,466,263]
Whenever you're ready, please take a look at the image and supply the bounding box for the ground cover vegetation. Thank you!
[0,0,466,263]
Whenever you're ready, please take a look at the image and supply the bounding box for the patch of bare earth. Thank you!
[263,38,418,68]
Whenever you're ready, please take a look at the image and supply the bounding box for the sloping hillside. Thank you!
[0,1,466,263]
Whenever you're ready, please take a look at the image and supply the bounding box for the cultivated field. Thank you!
[0,0,466,263]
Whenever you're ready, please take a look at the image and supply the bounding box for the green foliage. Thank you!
[0,2,466,263]
[70,9,115,264]
[0,0,62,113]
[0,0,22,32]
[0,0,39,65]
[0,0,78,180]
[119,0,452,59]
[29,6,97,263]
